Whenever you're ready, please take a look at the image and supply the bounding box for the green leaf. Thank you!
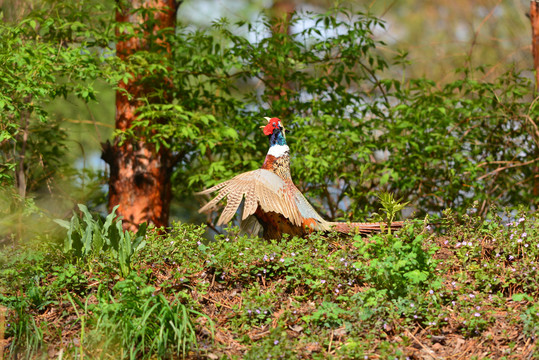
[512,293,532,302]
[53,219,70,229]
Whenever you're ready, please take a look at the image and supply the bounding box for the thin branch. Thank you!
[84,102,104,144]
[205,221,222,236]
[465,0,502,68]
[64,118,115,129]
[525,96,539,148]
[477,160,520,167]
[477,158,538,180]
[323,185,336,219]
[16,103,30,199]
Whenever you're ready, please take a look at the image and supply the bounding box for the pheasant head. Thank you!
[262,117,291,179]
[263,116,287,146]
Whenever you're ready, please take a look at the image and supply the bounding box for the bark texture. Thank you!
[102,0,178,232]
[530,1,539,197]
[265,0,295,118]
[531,1,539,92]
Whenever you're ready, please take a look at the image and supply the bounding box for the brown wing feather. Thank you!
[197,169,304,226]
[198,187,231,214]
[196,181,229,195]
[242,184,258,221]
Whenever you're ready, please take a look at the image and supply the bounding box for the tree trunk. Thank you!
[266,0,295,118]
[102,0,178,232]
[531,1,539,93]
[530,1,539,197]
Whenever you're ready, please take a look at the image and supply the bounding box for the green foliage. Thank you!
[302,301,351,328]
[2,1,538,239]
[520,301,539,337]
[51,263,89,296]
[55,204,147,277]
[443,208,539,298]
[0,0,111,180]
[240,282,281,326]
[424,208,539,338]
[385,70,539,215]
[371,192,410,234]
[2,297,43,358]
[353,229,439,299]
[0,0,114,242]
[88,274,210,359]
[150,9,539,224]
[1,214,539,358]
[243,328,297,359]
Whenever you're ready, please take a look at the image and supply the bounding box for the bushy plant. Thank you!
[353,230,439,299]
[55,204,147,277]
[2,3,538,242]
[0,0,114,243]
[176,11,539,224]
[302,301,351,328]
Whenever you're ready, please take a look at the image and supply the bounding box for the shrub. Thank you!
[55,204,147,277]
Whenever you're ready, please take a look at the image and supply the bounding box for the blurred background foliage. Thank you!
[0,0,537,242]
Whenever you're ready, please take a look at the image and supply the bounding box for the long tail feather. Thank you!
[328,221,405,235]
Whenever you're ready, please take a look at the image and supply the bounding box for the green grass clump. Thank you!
[87,274,210,359]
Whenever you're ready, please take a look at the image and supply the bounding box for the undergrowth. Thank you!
[0,207,538,358]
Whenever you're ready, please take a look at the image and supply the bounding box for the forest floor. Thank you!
[1,211,538,359]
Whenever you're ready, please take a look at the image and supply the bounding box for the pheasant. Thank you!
[197,117,404,240]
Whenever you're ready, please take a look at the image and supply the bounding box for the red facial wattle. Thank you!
[263,118,281,136]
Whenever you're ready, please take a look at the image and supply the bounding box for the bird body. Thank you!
[198,117,403,239]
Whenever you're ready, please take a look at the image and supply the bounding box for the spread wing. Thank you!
[292,190,325,225]
[197,169,304,226]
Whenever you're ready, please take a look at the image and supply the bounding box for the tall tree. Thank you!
[531,0,539,92]
[102,0,178,231]
[265,0,295,118]
[530,0,539,197]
